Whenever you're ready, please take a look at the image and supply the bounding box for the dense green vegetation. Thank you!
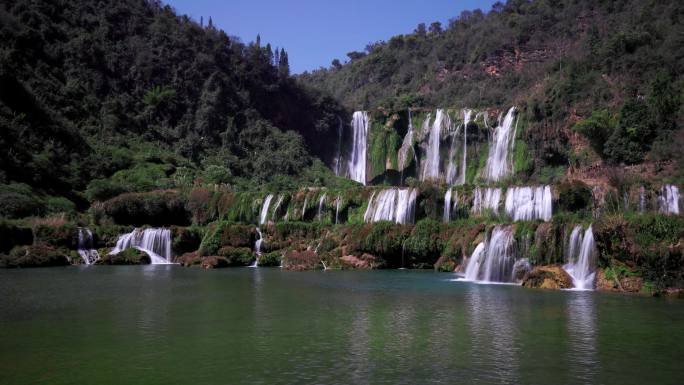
[300,0,684,175]
[0,0,348,214]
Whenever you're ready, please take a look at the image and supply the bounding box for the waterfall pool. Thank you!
[0,267,682,385]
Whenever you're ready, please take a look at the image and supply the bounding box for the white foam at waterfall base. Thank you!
[77,228,100,265]
[110,228,173,264]
[483,107,517,181]
[563,225,597,290]
[259,194,274,225]
[462,226,518,283]
[364,188,416,224]
[348,111,369,185]
[658,185,680,215]
[504,186,553,221]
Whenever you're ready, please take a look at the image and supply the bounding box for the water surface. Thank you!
[0,267,682,385]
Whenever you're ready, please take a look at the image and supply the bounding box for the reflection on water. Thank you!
[467,285,520,384]
[566,292,599,384]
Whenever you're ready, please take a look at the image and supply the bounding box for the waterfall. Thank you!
[334,117,344,176]
[463,226,517,283]
[364,188,416,224]
[421,109,450,181]
[77,228,100,265]
[398,110,416,171]
[639,186,646,214]
[504,186,553,221]
[251,227,263,267]
[658,185,680,215]
[317,194,327,220]
[471,187,502,215]
[443,189,452,223]
[445,121,460,185]
[259,194,274,225]
[335,195,341,224]
[395,188,417,224]
[459,109,472,185]
[483,107,517,181]
[301,196,308,220]
[271,194,284,222]
[563,225,597,290]
[443,189,458,222]
[348,111,369,185]
[110,228,172,264]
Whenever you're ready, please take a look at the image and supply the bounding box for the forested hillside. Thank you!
[0,0,349,216]
[299,0,684,178]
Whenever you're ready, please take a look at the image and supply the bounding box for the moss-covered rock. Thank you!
[199,222,255,256]
[340,253,382,269]
[172,226,203,255]
[258,251,282,267]
[33,222,78,249]
[98,248,151,265]
[282,249,321,271]
[434,255,457,272]
[1,243,70,268]
[522,265,574,290]
[216,246,255,266]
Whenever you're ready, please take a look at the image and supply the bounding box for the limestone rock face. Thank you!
[340,253,381,270]
[282,250,321,271]
[522,265,574,290]
[595,268,643,293]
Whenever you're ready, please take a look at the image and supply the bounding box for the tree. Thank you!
[429,22,442,34]
[573,109,615,157]
[331,59,342,69]
[346,51,366,61]
[414,23,426,35]
[278,48,289,77]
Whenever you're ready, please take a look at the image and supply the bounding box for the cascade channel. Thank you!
[110,228,173,264]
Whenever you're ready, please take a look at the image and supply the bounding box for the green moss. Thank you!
[258,251,282,267]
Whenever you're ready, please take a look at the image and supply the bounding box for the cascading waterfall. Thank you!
[463,226,517,283]
[443,189,458,223]
[639,186,646,214]
[271,195,284,222]
[443,189,452,223]
[421,109,450,181]
[77,228,100,265]
[445,120,461,185]
[348,111,369,185]
[251,227,263,267]
[459,109,472,185]
[259,194,274,225]
[398,110,416,171]
[504,186,553,222]
[471,187,502,215]
[301,196,308,220]
[364,188,417,224]
[563,225,597,290]
[335,195,341,224]
[658,185,680,215]
[483,107,517,181]
[317,194,327,220]
[110,228,172,264]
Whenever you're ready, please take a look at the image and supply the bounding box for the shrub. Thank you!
[99,248,151,265]
[45,196,76,215]
[217,246,255,266]
[557,181,592,213]
[0,183,45,218]
[33,222,78,248]
[1,244,70,268]
[258,251,282,267]
[102,190,191,226]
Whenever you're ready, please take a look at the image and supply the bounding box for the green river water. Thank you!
[0,266,682,385]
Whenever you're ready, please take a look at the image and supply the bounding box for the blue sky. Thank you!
[165,0,499,74]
